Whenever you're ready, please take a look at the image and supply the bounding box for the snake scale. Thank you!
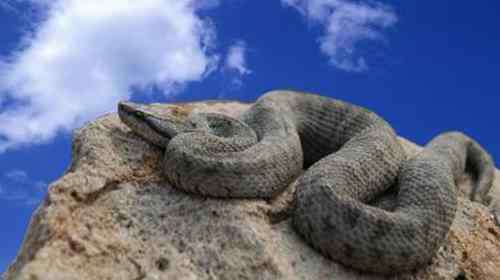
[118,90,496,274]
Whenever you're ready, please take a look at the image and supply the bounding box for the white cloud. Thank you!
[0,169,46,206]
[282,0,397,72]
[223,40,251,88]
[0,0,219,152]
[225,41,251,76]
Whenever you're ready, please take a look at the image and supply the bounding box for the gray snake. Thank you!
[117,90,496,274]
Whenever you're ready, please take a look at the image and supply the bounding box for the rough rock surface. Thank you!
[3,101,500,280]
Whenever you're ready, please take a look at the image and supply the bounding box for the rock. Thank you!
[3,101,500,280]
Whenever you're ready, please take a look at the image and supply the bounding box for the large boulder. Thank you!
[4,101,500,280]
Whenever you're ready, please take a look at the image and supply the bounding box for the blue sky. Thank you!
[1,0,499,273]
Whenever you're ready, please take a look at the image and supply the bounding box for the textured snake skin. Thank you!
[117,90,496,274]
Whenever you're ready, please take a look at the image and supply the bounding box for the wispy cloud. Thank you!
[0,0,220,152]
[0,169,46,206]
[282,0,397,72]
[225,41,251,76]
[0,0,43,24]
[0,1,19,15]
[224,40,251,88]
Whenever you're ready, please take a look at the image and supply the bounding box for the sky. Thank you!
[1,0,500,273]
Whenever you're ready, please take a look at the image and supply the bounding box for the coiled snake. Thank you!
[118,90,496,274]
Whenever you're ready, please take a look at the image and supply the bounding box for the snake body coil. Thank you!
[118,90,495,274]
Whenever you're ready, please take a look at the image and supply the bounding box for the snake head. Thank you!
[118,101,195,147]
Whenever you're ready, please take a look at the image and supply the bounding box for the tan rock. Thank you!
[3,101,500,280]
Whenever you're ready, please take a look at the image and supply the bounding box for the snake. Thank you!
[117,90,496,274]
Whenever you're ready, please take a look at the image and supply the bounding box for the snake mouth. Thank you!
[118,101,143,116]
[118,101,185,144]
